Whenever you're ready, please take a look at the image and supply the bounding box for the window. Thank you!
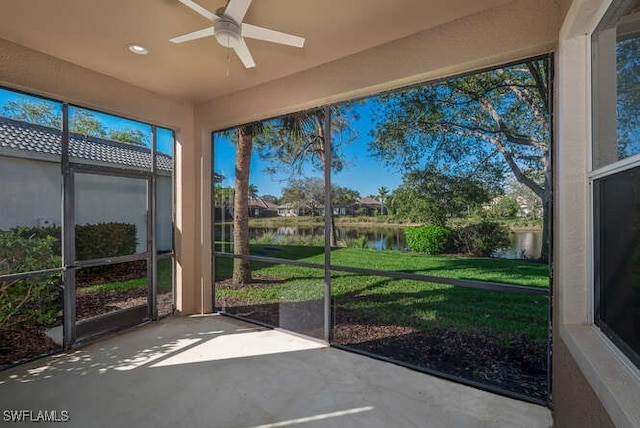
[592,0,640,369]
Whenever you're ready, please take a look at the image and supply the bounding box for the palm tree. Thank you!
[232,124,261,285]
[248,184,259,200]
[377,186,389,216]
[256,105,356,246]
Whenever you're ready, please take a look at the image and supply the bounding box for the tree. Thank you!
[616,37,640,159]
[486,196,519,219]
[70,109,107,137]
[255,105,357,245]
[213,186,234,207]
[108,128,148,146]
[2,99,147,146]
[232,124,259,285]
[371,57,551,261]
[377,186,389,215]
[280,177,326,217]
[332,186,360,208]
[301,177,325,217]
[261,194,279,204]
[390,166,492,225]
[504,173,543,220]
[1,100,59,128]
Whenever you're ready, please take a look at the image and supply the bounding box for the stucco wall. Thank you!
[0,155,173,253]
[0,156,61,229]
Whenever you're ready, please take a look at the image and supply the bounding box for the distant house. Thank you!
[277,203,308,217]
[248,199,278,217]
[0,116,174,252]
[484,195,542,219]
[355,197,382,216]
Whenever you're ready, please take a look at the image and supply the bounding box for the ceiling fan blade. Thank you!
[169,27,215,44]
[242,23,304,48]
[233,38,256,68]
[177,0,219,21]
[225,0,252,23]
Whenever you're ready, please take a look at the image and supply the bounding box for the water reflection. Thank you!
[213,225,543,259]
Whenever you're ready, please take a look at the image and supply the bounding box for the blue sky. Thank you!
[213,98,403,198]
[0,88,174,155]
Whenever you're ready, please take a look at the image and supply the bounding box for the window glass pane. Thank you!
[156,128,174,317]
[75,173,147,260]
[593,1,640,168]
[68,106,152,171]
[157,257,173,317]
[330,57,549,268]
[213,109,328,262]
[594,166,640,367]
[0,92,62,273]
[157,128,173,254]
[0,89,61,128]
[76,260,147,322]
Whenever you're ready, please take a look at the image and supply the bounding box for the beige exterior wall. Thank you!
[0,37,210,315]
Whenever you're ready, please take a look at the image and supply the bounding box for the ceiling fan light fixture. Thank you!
[214,18,241,48]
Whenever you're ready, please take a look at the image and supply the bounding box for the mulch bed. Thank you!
[216,276,548,402]
[0,327,60,368]
[1,268,174,369]
[332,309,548,401]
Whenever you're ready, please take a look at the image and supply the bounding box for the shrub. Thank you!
[405,224,452,254]
[9,223,138,288]
[453,221,511,257]
[486,197,519,219]
[12,222,137,260]
[75,222,137,260]
[0,229,62,330]
[13,226,61,255]
[343,235,369,249]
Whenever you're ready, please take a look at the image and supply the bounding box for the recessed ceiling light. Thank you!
[128,44,149,55]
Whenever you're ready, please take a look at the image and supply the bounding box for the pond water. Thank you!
[214,225,543,260]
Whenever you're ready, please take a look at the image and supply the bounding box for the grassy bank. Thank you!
[215,245,549,343]
[242,215,543,231]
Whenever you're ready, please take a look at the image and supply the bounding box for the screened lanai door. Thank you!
[70,167,154,342]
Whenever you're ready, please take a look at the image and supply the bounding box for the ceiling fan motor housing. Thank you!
[214,18,242,48]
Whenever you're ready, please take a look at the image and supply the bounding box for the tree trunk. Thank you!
[539,168,552,264]
[233,126,253,285]
[330,208,337,247]
[540,197,550,264]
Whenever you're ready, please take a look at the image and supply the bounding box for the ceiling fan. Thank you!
[170,0,305,68]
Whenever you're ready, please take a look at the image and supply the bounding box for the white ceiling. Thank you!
[0,0,512,102]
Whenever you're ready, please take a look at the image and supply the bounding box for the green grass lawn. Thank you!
[215,245,550,343]
[77,258,173,294]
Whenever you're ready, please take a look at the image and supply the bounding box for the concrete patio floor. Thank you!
[0,315,552,427]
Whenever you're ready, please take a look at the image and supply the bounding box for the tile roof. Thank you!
[0,116,173,172]
[357,197,381,205]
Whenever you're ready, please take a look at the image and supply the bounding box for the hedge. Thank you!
[404,224,452,255]
[12,222,137,260]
